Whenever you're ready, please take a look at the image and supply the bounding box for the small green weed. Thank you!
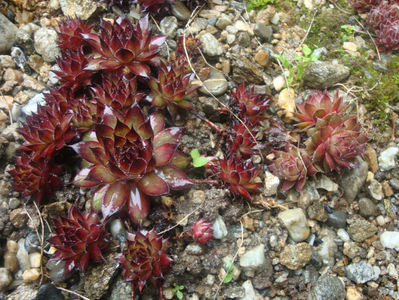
[172,284,185,299]
[223,260,234,284]
[246,0,276,11]
[190,149,209,168]
[340,25,356,41]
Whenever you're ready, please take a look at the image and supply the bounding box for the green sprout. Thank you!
[223,260,234,284]
[172,284,184,299]
[190,149,209,168]
[340,25,355,41]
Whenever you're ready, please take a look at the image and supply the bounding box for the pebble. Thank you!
[359,198,377,217]
[303,61,350,89]
[46,260,68,283]
[341,157,368,203]
[273,75,285,91]
[22,268,40,282]
[387,263,398,279]
[0,55,16,68]
[11,47,30,73]
[0,268,12,291]
[226,25,238,34]
[29,252,41,268]
[0,14,18,54]
[110,219,126,242]
[343,241,366,259]
[315,175,339,192]
[279,242,311,270]
[199,33,223,56]
[237,32,250,47]
[16,239,31,271]
[263,171,279,196]
[367,179,383,201]
[34,27,60,63]
[345,261,380,284]
[199,9,220,19]
[270,13,280,24]
[390,178,399,191]
[337,228,350,242]
[381,181,393,197]
[364,145,379,172]
[212,215,228,239]
[24,228,50,253]
[10,208,28,228]
[254,49,269,67]
[4,240,18,273]
[215,14,231,30]
[277,88,296,118]
[254,23,273,42]
[346,286,363,300]
[185,243,203,256]
[308,274,345,300]
[59,0,99,20]
[378,147,399,171]
[380,231,399,249]
[343,41,358,53]
[198,69,228,96]
[170,1,191,21]
[234,20,253,35]
[160,16,178,38]
[239,244,265,272]
[348,219,377,242]
[239,280,261,300]
[21,93,46,116]
[36,283,65,300]
[278,208,309,242]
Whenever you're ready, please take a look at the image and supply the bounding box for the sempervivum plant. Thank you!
[9,154,63,203]
[375,18,399,51]
[82,16,166,77]
[230,83,270,125]
[176,34,201,57]
[49,206,108,274]
[149,61,198,118]
[57,18,92,51]
[73,106,192,224]
[136,0,175,13]
[192,218,213,244]
[215,155,262,199]
[349,0,381,12]
[228,123,262,158]
[269,144,318,192]
[115,229,172,292]
[294,90,348,129]
[366,1,399,28]
[306,115,369,173]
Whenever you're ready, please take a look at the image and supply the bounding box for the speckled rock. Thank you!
[303,61,350,89]
[317,229,338,266]
[279,242,312,270]
[340,157,368,203]
[34,27,60,63]
[263,171,280,196]
[59,0,99,20]
[199,33,223,56]
[170,1,191,21]
[359,198,377,217]
[378,146,399,171]
[199,69,228,96]
[345,261,380,284]
[0,268,12,291]
[308,274,345,300]
[348,219,377,242]
[367,179,383,201]
[7,283,37,299]
[160,16,178,38]
[254,23,273,42]
[239,244,265,272]
[278,208,310,242]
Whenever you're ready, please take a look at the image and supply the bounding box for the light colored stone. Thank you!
[348,219,377,242]
[215,14,231,30]
[212,215,228,239]
[378,147,399,171]
[34,27,60,63]
[364,145,379,172]
[380,231,399,250]
[343,42,358,53]
[198,69,228,96]
[337,229,350,242]
[199,33,223,56]
[59,0,99,20]
[263,171,280,196]
[0,14,18,54]
[387,263,398,280]
[315,175,338,192]
[22,93,46,116]
[22,268,40,282]
[199,9,221,19]
[346,286,363,300]
[160,16,178,38]
[277,88,295,118]
[273,75,285,91]
[0,268,12,291]
[367,179,383,201]
[317,229,338,266]
[345,261,380,284]
[239,244,265,272]
[254,49,269,66]
[170,1,191,21]
[341,157,368,203]
[278,208,309,242]
[29,252,41,268]
[279,242,311,270]
[16,239,30,272]
[239,280,262,300]
[233,20,253,35]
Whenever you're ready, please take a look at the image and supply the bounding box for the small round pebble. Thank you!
[0,268,12,291]
[22,268,40,282]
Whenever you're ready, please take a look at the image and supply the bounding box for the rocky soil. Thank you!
[0,0,399,299]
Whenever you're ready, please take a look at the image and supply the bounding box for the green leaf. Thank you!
[302,45,311,57]
[190,149,200,159]
[223,272,233,284]
[223,260,234,284]
[193,156,208,168]
[176,291,183,299]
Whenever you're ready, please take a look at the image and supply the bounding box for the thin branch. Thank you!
[55,286,91,300]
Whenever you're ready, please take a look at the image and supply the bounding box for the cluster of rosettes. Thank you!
[104,0,207,14]
[269,90,368,192]
[10,16,201,292]
[350,0,399,51]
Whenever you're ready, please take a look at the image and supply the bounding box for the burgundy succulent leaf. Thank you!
[269,144,318,192]
[57,18,92,51]
[294,90,348,129]
[228,123,262,158]
[49,206,108,274]
[230,83,270,126]
[192,218,213,244]
[366,1,399,28]
[176,34,201,58]
[82,16,166,77]
[305,115,369,174]
[349,0,382,12]
[8,154,63,203]
[19,103,76,159]
[214,155,262,199]
[115,229,172,292]
[135,0,175,13]
[149,61,198,118]
[375,18,399,51]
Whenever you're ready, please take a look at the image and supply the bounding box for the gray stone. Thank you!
[279,242,312,270]
[317,229,337,266]
[278,208,309,242]
[380,231,399,249]
[171,1,191,21]
[239,244,265,272]
[348,219,377,242]
[345,261,380,284]
[0,14,17,54]
[237,32,250,47]
[199,69,228,96]
[7,284,37,300]
[108,276,132,300]
[359,198,377,217]
[239,280,260,300]
[11,47,30,73]
[263,171,279,196]
[367,179,383,201]
[326,211,347,228]
[390,178,399,191]
[16,239,30,271]
[212,215,228,239]
[22,93,46,117]
[216,14,232,30]
[46,260,69,283]
[0,268,12,291]
[34,27,60,63]
[36,283,65,300]
[340,157,368,203]
[59,0,99,20]
[378,147,399,171]
[199,33,223,56]
[308,275,345,300]
[231,54,264,84]
[303,61,350,89]
[160,16,178,38]
[254,23,273,42]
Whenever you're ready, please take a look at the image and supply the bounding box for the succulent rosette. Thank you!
[73,106,192,223]
[57,18,92,51]
[9,154,63,203]
[230,83,270,125]
[19,103,76,159]
[294,90,348,129]
[375,18,399,51]
[216,155,262,199]
[229,123,262,158]
[192,218,213,244]
[349,0,381,12]
[136,0,175,13]
[366,2,399,28]
[269,144,318,192]
[306,115,369,173]
[49,206,108,274]
[176,34,201,57]
[115,229,172,292]
[82,16,166,77]
[149,61,198,118]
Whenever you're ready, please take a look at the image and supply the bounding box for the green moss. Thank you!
[246,0,277,11]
